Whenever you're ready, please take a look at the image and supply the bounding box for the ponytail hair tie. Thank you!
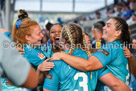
[16,20,22,29]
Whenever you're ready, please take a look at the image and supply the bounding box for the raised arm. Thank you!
[51,52,103,71]
[100,73,130,91]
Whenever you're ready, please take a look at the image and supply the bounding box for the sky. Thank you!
[15,0,114,12]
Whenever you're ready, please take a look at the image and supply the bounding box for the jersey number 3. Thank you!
[74,72,88,91]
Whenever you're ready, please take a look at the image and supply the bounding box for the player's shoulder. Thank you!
[52,60,64,66]
[24,47,46,61]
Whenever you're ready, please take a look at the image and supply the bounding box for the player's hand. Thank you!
[50,52,63,61]
[6,78,14,85]
[37,58,54,72]
[16,47,24,55]
[123,46,131,58]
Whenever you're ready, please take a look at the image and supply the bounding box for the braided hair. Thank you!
[62,23,91,57]
[112,17,131,45]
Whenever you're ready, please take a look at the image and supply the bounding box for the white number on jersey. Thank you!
[74,72,88,91]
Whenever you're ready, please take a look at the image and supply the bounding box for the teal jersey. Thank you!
[23,45,46,91]
[3,32,12,40]
[1,78,31,91]
[92,40,129,91]
[43,48,110,91]
[24,44,46,69]
[40,44,54,58]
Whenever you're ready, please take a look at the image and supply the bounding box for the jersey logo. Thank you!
[37,52,45,59]
[46,74,52,79]
[97,49,109,56]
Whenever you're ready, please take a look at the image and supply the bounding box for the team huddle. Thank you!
[1,9,136,91]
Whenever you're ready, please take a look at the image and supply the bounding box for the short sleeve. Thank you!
[24,48,45,67]
[24,54,42,66]
[43,61,62,91]
[0,33,31,86]
[91,47,112,67]
[98,68,111,78]
[43,70,59,91]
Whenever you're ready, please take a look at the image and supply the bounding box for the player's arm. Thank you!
[100,73,130,91]
[1,34,38,89]
[43,71,59,91]
[21,66,38,89]
[43,89,51,91]
[123,46,131,58]
[2,53,38,89]
[128,54,136,78]
[43,61,61,91]
[51,52,103,71]
[36,58,54,84]
[123,46,136,78]
[36,70,47,85]
[5,66,38,89]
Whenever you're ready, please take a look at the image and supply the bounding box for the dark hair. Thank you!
[50,23,63,32]
[45,22,53,31]
[93,23,103,33]
[112,17,134,84]
[50,23,63,30]
[49,23,63,36]
[112,17,131,45]
[85,32,89,37]
[97,21,105,27]
[53,23,63,27]
[18,9,28,20]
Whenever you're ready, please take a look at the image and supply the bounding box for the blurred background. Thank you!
[0,0,136,38]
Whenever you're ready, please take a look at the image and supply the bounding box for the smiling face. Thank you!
[50,24,63,47]
[26,25,44,46]
[102,18,122,43]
